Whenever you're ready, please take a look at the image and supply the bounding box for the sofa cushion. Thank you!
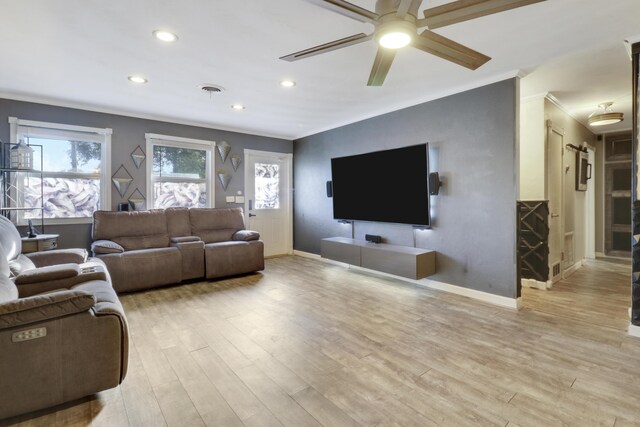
[9,254,36,276]
[93,210,170,251]
[190,208,246,243]
[233,230,260,241]
[166,208,192,238]
[92,240,125,254]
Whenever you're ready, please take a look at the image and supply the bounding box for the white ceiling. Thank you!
[0,0,638,140]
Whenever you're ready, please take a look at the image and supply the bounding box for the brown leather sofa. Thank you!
[91,207,264,292]
[0,216,128,420]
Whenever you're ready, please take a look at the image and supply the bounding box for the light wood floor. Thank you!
[4,256,640,426]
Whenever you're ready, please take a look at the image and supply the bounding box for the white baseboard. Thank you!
[293,250,520,310]
[563,259,584,279]
[522,278,550,290]
[628,324,640,338]
[293,250,320,259]
[419,278,521,309]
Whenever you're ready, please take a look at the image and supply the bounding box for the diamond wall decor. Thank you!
[217,141,231,163]
[131,145,146,168]
[217,172,231,191]
[112,165,133,197]
[128,188,146,211]
[231,154,242,171]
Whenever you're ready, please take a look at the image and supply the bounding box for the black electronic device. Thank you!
[27,220,38,238]
[428,172,441,195]
[331,144,430,226]
[365,234,382,244]
[326,181,333,197]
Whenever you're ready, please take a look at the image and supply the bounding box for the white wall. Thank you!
[544,98,596,265]
[518,94,596,270]
[519,96,546,200]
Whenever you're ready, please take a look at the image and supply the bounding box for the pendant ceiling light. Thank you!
[588,102,624,127]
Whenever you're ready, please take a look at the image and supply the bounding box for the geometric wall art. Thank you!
[128,188,146,211]
[111,165,133,197]
[217,141,231,163]
[231,154,242,171]
[131,145,146,169]
[217,172,231,191]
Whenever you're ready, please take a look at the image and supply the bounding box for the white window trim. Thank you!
[8,117,112,225]
[145,133,216,209]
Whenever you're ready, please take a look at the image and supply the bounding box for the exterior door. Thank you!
[244,149,292,257]
[547,122,564,282]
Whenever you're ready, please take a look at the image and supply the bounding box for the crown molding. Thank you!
[0,92,294,141]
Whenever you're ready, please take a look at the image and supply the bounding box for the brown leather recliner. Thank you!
[0,215,128,420]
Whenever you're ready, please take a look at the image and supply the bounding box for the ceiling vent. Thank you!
[199,84,225,95]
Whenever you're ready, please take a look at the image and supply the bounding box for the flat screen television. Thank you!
[331,143,430,227]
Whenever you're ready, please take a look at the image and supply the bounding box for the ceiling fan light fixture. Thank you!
[588,102,624,127]
[376,20,415,49]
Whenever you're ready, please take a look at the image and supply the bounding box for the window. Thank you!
[9,117,111,224]
[254,163,280,209]
[146,134,215,209]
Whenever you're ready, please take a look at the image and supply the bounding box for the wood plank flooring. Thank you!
[3,256,640,426]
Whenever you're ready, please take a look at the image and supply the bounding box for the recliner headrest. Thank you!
[0,216,21,262]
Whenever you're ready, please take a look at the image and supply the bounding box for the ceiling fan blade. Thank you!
[396,0,424,19]
[280,33,373,62]
[367,47,397,86]
[423,0,546,29]
[306,0,378,23]
[412,29,491,70]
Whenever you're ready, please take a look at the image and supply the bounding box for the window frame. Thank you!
[8,117,112,225]
[145,133,216,210]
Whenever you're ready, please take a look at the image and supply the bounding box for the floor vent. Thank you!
[564,232,575,269]
[552,262,561,278]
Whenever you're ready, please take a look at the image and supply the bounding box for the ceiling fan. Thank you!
[280,0,545,86]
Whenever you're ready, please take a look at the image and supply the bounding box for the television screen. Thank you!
[331,144,430,226]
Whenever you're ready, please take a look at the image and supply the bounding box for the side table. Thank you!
[21,234,60,253]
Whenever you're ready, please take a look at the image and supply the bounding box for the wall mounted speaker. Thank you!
[429,172,441,195]
[365,234,382,244]
[326,181,333,198]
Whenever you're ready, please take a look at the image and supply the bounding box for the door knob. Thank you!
[249,213,256,217]
[551,213,559,218]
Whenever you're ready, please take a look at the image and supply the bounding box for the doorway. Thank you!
[547,121,564,283]
[244,149,293,257]
[603,131,633,257]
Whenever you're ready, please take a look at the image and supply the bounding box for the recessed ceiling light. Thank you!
[153,30,178,43]
[231,104,245,110]
[280,80,296,88]
[128,75,148,84]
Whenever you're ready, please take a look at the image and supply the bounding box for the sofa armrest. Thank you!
[233,230,260,241]
[170,236,202,243]
[0,290,96,330]
[26,249,88,267]
[15,264,80,285]
[92,240,125,255]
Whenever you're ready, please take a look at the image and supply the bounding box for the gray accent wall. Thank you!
[0,98,292,249]
[293,79,519,298]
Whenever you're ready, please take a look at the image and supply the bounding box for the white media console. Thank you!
[320,237,435,280]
